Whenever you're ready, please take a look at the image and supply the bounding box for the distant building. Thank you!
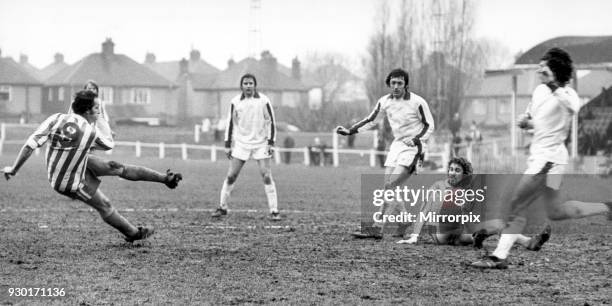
[44,38,178,124]
[0,49,43,121]
[18,54,43,81]
[40,53,69,81]
[463,36,612,128]
[199,50,310,119]
[145,49,220,123]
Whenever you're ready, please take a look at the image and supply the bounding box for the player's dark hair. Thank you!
[240,73,257,88]
[71,90,97,115]
[541,47,573,85]
[385,68,410,88]
[448,156,473,175]
[83,80,99,97]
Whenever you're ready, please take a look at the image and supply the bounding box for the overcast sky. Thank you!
[1,0,611,70]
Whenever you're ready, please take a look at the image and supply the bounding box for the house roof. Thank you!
[46,40,175,88]
[466,70,612,99]
[204,56,307,92]
[146,59,220,81]
[0,57,42,85]
[515,36,612,65]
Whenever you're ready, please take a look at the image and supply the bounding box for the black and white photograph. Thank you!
[1,0,611,304]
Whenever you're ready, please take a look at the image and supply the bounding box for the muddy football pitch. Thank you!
[1,155,610,304]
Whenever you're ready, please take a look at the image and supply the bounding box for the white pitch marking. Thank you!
[1,207,360,215]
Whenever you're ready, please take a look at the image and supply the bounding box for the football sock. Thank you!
[102,209,139,237]
[120,165,166,183]
[491,234,519,260]
[515,234,531,247]
[264,182,278,213]
[220,180,234,210]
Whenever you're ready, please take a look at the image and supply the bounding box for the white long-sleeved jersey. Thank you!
[350,92,434,146]
[224,92,276,149]
[527,84,580,164]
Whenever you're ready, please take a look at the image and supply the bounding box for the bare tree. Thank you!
[364,0,508,132]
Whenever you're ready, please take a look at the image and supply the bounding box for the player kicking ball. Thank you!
[2,91,154,242]
[337,68,434,239]
[211,73,281,221]
[76,80,182,191]
[470,48,612,269]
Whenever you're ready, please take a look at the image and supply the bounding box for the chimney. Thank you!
[260,50,277,74]
[291,57,301,80]
[145,52,156,64]
[19,54,28,64]
[227,58,235,68]
[179,58,189,75]
[189,49,201,62]
[54,53,64,64]
[102,38,115,56]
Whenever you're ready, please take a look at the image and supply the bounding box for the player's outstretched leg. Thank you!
[213,158,246,218]
[87,156,182,189]
[84,189,154,242]
[257,158,280,221]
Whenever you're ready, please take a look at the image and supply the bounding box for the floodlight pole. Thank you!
[510,75,517,156]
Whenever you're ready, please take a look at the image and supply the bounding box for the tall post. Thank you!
[211,145,217,162]
[332,131,339,167]
[159,142,165,159]
[304,147,310,166]
[510,74,518,156]
[135,141,141,157]
[181,143,188,160]
[571,76,579,159]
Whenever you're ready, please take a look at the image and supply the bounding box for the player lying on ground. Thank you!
[212,73,281,221]
[397,157,551,252]
[470,48,612,269]
[337,68,435,239]
[2,91,153,242]
[75,80,182,189]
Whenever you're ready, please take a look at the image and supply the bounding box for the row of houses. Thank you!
[3,36,612,131]
[0,38,331,125]
[462,36,612,127]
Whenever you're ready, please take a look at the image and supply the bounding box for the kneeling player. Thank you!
[397,157,551,251]
[2,91,153,242]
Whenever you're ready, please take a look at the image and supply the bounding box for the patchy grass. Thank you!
[0,155,610,305]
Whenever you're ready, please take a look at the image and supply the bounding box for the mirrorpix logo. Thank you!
[370,185,486,224]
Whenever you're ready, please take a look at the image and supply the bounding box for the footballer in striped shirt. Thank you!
[2,90,153,242]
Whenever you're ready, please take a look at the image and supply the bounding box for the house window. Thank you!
[99,87,113,105]
[472,99,487,116]
[58,87,65,101]
[0,85,12,101]
[130,88,151,105]
[498,99,511,115]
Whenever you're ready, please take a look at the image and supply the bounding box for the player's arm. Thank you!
[2,114,59,180]
[92,126,115,151]
[553,86,581,114]
[408,99,434,147]
[336,100,382,136]
[265,99,277,152]
[224,102,236,159]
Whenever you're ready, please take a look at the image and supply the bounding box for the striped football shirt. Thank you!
[25,113,114,197]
